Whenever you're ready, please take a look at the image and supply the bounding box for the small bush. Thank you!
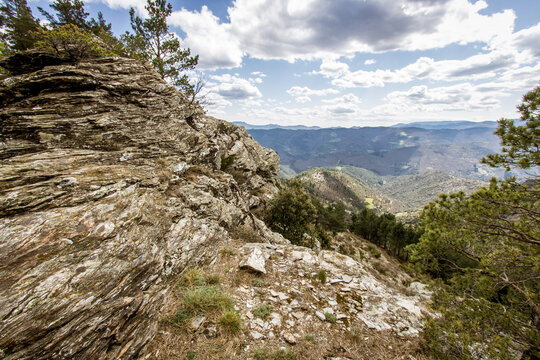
[220,155,235,171]
[218,310,243,334]
[317,269,327,284]
[324,312,337,323]
[252,304,273,319]
[367,244,382,258]
[35,24,115,61]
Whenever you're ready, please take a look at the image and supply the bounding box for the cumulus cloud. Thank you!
[325,48,527,88]
[223,0,514,61]
[364,59,376,65]
[208,74,262,100]
[168,6,243,70]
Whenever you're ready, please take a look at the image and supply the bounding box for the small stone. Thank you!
[292,312,303,320]
[328,300,338,306]
[270,313,282,327]
[330,278,343,284]
[270,290,279,297]
[336,313,347,320]
[203,326,218,338]
[315,311,326,321]
[322,307,334,314]
[190,315,205,330]
[342,275,353,283]
[283,332,297,345]
[239,247,267,274]
[277,292,289,301]
[251,331,265,340]
[290,299,300,308]
[286,320,295,327]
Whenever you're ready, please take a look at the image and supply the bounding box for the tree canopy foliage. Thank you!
[122,0,198,94]
[1,0,198,95]
[265,180,317,247]
[408,84,540,359]
[0,0,40,52]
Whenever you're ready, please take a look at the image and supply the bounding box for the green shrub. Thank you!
[252,304,273,319]
[218,310,242,334]
[317,269,327,284]
[367,244,382,258]
[34,24,115,61]
[324,312,337,323]
[220,155,235,171]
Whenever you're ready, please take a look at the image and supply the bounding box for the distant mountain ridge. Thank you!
[246,124,502,180]
[390,120,498,130]
[233,121,321,130]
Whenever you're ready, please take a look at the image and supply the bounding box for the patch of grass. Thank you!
[324,312,337,323]
[252,347,297,360]
[186,350,196,360]
[178,269,207,288]
[172,284,235,328]
[253,347,269,360]
[251,277,264,287]
[206,274,220,285]
[252,304,273,319]
[270,349,297,360]
[182,285,234,313]
[230,225,264,243]
[218,310,243,334]
[317,269,327,284]
[220,246,236,256]
[303,333,317,344]
[172,308,192,327]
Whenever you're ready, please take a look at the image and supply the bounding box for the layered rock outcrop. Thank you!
[0,54,280,359]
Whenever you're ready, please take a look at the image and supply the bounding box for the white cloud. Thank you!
[207,74,262,100]
[364,59,376,65]
[169,6,243,70]
[287,86,339,97]
[90,0,147,15]
[222,0,515,61]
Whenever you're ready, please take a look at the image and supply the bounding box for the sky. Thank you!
[29,0,540,127]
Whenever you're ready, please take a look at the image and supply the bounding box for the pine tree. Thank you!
[122,0,198,94]
[38,0,89,30]
[408,85,540,359]
[0,0,41,52]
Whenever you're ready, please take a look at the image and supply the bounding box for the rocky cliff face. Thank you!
[0,53,430,360]
[0,53,281,359]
